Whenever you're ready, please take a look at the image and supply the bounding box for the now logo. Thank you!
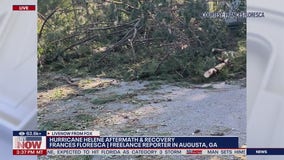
[16,137,42,149]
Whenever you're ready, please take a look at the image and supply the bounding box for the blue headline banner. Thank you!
[46,136,238,149]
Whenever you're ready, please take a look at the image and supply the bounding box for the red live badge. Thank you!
[13,5,36,11]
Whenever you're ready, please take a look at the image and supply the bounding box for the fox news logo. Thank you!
[14,136,43,149]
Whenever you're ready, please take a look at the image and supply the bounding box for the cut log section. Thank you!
[204,59,229,78]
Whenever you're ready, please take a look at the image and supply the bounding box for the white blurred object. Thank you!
[0,0,37,159]
[247,0,284,159]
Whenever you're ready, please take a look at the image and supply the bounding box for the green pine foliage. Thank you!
[38,0,246,82]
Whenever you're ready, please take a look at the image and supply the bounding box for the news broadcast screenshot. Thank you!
[0,0,283,160]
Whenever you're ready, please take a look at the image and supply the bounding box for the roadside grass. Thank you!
[39,121,78,130]
[91,93,138,105]
[143,81,164,90]
[75,114,94,123]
